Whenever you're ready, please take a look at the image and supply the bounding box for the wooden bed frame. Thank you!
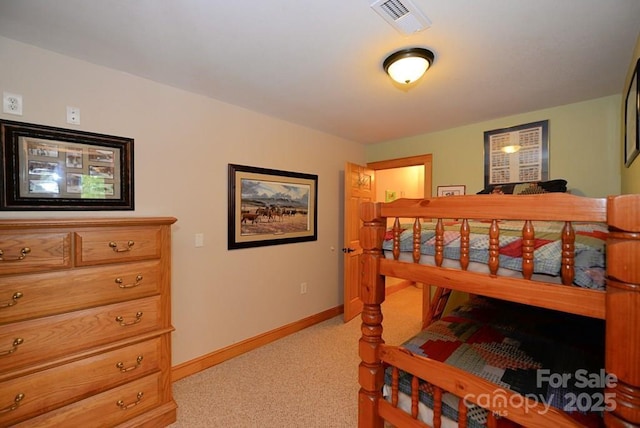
[358,193,640,427]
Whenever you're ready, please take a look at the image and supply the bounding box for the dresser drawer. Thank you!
[0,260,162,324]
[75,226,162,266]
[0,232,71,276]
[0,337,162,426]
[0,296,162,374]
[13,372,162,428]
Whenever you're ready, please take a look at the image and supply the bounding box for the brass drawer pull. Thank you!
[0,393,24,414]
[116,392,143,410]
[0,338,24,356]
[0,292,23,309]
[0,247,31,262]
[109,240,135,252]
[116,355,144,372]
[115,275,143,289]
[115,311,143,326]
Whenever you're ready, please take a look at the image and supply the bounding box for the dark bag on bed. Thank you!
[476,179,567,195]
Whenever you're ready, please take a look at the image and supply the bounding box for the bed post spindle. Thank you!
[604,195,640,427]
[460,219,470,270]
[391,367,399,407]
[458,398,468,428]
[521,220,534,280]
[433,387,442,428]
[411,376,419,418]
[560,222,575,285]
[435,219,444,267]
[486,411,498,428]
[488,220,499,275]
[413,218,422,264]
[358,202,386,428]
[393,217,401,260]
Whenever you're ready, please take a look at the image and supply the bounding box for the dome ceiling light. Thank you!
[383,48,435,85]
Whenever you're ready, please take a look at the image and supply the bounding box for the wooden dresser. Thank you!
[0,217,177,427]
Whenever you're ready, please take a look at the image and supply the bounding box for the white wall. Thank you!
[0,37,365,365]
[375,166,424,227]
[375,166,424,202]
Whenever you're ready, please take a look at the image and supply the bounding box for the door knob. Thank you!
[342,247,355,253]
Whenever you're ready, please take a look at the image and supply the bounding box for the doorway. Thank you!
[342,154,432,322]
[370,157,431,294]
[367,154,432,198]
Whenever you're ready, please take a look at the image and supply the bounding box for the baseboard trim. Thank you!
[172,304,344,382]
[386,279,413,295]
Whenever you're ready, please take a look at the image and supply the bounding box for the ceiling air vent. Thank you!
[370,0,431,35]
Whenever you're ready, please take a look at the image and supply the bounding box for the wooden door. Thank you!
[368,155,433,324]
[343,162,375,322]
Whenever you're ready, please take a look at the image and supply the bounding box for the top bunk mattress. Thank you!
[382,219,608,289]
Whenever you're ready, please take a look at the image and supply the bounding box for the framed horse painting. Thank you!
[227,164,318,249]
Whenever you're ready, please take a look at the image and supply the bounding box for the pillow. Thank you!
[477,179,567,195]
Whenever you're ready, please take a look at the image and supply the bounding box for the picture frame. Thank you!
[228,164,318,249]
[384,190,397,202]
[624,57,639,168]
[0,119,134,210]
[484,120,549,187]
[437,185,466,197]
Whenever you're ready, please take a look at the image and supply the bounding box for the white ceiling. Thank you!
[0,0,639,144]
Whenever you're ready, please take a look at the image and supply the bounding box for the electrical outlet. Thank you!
[3,92,23,115]
[300,282,308,294]
[66,106,80,124]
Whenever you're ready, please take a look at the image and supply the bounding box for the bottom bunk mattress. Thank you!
[384,296,608,427]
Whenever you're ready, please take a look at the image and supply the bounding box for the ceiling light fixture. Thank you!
[383,48,434,84]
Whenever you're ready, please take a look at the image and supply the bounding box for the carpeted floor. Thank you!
[168,285,422,427]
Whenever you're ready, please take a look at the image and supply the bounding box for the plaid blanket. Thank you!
[385,297,606,427]
[382,220,607,289]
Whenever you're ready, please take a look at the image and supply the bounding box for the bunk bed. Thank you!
[358,193,640,428]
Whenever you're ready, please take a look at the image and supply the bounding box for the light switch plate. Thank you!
[66,106,80,124]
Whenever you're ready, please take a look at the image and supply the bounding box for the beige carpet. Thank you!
[168,285,422,428]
